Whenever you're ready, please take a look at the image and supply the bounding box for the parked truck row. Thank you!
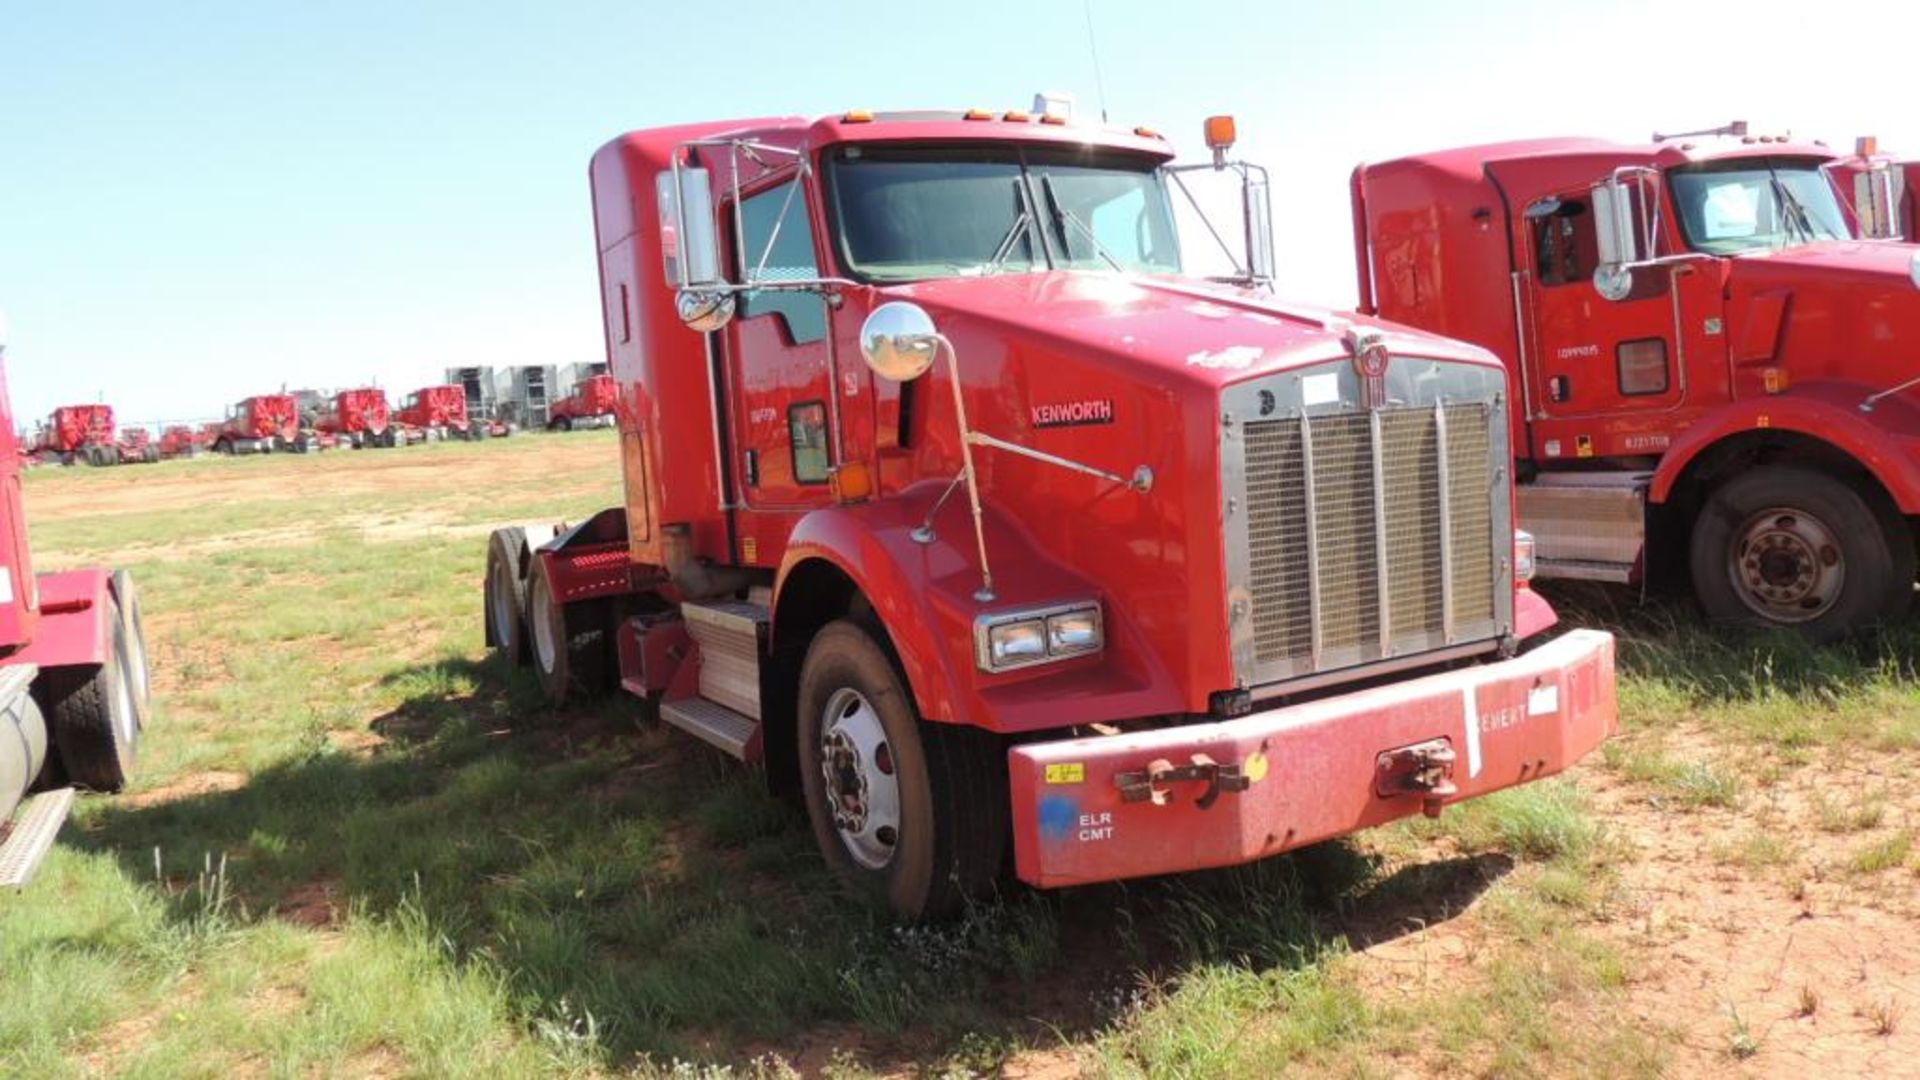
[18,371,628,467]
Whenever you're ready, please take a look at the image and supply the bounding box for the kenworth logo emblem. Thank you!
[1345,327,1390,410]
[1031,398,1114,428]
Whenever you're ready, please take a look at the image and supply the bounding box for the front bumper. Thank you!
[1008,629,1616,888]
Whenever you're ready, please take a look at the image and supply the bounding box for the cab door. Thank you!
[719,176,843,567]
[1515,187,1723,461]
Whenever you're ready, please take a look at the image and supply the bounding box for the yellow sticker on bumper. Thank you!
[1045,762,1085,785]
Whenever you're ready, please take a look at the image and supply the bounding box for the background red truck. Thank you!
[115,426,159,465]
[396,384,494,441]
[1351,123,1920,639]
[214,394,303,454]
[312,387,396,449]
[32,404,119,467]
[480,107,1617,919]
[1828,138,1920,241]
[0,326,152,886]
[547,372,617,430]
[158,424,210,460]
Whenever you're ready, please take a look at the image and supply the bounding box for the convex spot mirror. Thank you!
[859,302,939,382]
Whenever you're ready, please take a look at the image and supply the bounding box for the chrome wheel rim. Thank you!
[1730,505,1844,624]
[819,687,900,870]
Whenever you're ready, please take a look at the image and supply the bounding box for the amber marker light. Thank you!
[831,462,874,504]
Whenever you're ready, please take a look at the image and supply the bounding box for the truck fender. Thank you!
[774,505,974,727]
[1649,390,1920,514]
[13,568,114,673]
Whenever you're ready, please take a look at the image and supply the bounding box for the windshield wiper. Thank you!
[1770,174,1817,245]
[1040,173,1125,272]
[983,179,1037,273]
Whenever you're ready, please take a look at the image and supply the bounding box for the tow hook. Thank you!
[1375,738,1458,818]
[1116,754,1251,809]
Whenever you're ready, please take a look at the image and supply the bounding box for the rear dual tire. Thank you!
[41,595,141,793]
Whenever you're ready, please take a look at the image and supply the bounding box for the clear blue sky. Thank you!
[4,0,1917,426]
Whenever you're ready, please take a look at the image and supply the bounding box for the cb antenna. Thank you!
[1083,0,1109,123]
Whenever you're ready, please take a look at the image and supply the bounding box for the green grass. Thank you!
[14,443,1917,1074]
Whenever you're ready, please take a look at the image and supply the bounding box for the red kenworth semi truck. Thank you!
[313,387,394,449]
[32,404,119,467]
[1352,123,1920,638]
[0,321,153,885]
[482,106,1617,919]
[547,372,618,431]
[215,394,303,454]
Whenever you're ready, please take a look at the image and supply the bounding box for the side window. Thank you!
[788,401,830,483]
[739,181,827,345]
[1533,200,1599,286]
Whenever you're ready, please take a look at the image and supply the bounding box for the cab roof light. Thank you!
[1133,125,1162,139]
[963,108,994,121]
[1858,135,1880,157]
[843,109,873,123]
[1204,114,1236,168]
[1002,109,1031,122]
[1039,113,1068,125]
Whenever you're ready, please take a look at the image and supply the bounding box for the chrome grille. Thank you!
[1241,402,1500,678]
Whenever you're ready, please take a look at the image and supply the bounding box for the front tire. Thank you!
[797,619,1006,921]
[1690,465,1912,640]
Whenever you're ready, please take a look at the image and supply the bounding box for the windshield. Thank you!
[1670,159,1852,255]
[827,144,1181,282]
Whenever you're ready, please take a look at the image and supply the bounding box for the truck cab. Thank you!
[217,394,301,454]
[397,384,484,442]
[482,105,1617,919]
[547,372,617,431]
[314,387,393,449]
[1354,124,1920,637]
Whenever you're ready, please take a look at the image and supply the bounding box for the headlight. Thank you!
[1514,529,1537,585]
[976,603,1103,672]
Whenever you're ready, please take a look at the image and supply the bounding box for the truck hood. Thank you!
[1729,239,1920,289]
[880,271,1502,390]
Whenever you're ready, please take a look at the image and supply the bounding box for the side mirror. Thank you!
[859,302,939,382]
[656,166,734,331]
[1591,176,1643,302]
[1245,170,1274,284]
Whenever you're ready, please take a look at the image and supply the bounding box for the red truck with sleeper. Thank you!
[480,106,1618,920]
[0,322,153,885]
[33,404,118,467]
[547,373,618,431]
[397,384,491,442]
[313,387,395,449]
[1352,123,1920,638]
[215,394,303,454]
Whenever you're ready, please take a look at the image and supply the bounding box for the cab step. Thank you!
[680,599,769,719]
[0,786,75,888]
[659,697,757,759]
